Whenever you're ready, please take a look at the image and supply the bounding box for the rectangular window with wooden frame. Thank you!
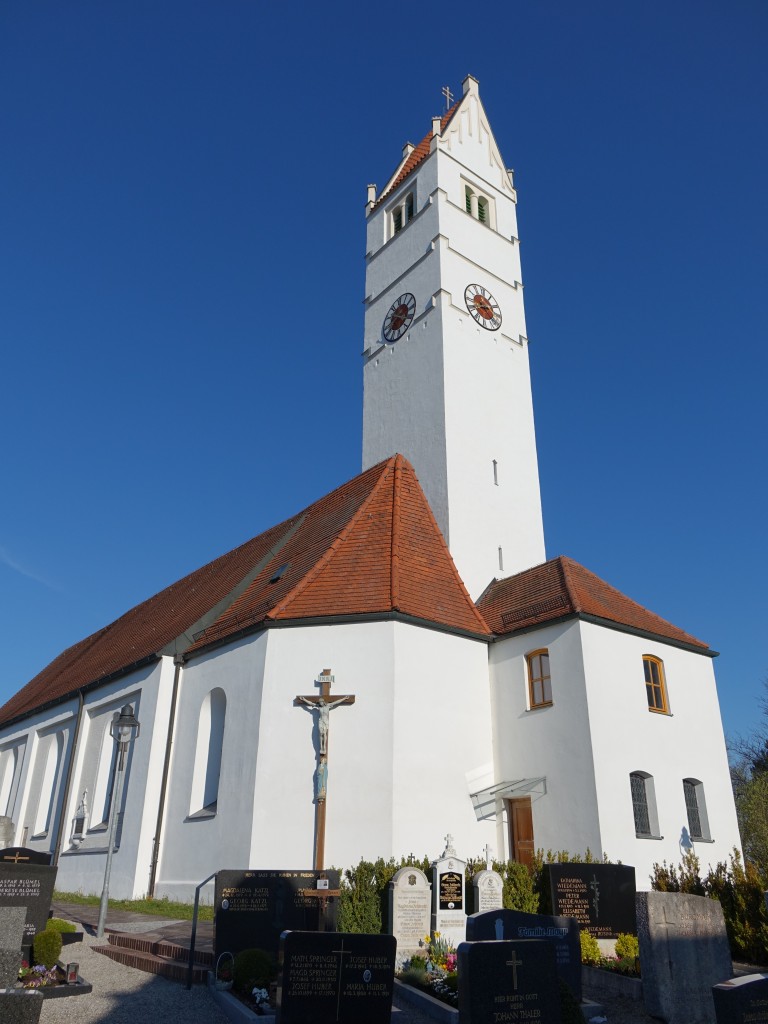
[526,650,552,709]
[643,655,669,713]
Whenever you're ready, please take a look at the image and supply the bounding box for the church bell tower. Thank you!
[361,75,546,598]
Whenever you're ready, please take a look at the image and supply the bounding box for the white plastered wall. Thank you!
[489,621,602,859]
[579,621,742,886]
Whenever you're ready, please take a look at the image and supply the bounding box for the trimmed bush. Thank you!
[615,933,639,960]
[579,929,601,966]
[233,948,277,993]
[32,928,62,968]
[46,918,77,934]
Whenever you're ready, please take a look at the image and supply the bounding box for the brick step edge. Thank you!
[93,943,209,983]
[106,931,214,966]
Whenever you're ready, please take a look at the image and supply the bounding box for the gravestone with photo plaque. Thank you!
[276,929,396,1024]
[467,906,582,1001]
[713,974,768,1024]
[431,834,466,949]
[457,938,561,1024]
[214,869,339,961]
[388,866,431,964]
[546,862,636,938]
[0,848,57,961]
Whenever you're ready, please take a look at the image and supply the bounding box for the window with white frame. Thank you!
[630,771,661,838]
[390,191,415,237]
[189,688,227,816]
[33,732,63,837]
[464,183,493,226]
[683,778,711,841]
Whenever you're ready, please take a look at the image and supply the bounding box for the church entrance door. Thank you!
[508,797,534,866]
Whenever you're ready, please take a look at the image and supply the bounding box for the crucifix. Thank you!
[484,843,493,870]
[590,874,600,919]
[442,85,454,110]
[294,669,356,870]
[506,949,523,991]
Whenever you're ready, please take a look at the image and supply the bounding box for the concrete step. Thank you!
[92,931,212,984]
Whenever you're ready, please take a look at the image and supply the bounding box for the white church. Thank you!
[0,76,740,900]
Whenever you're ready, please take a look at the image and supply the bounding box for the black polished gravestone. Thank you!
[713,975,768,1024]
[214,869,340,961]
[458,939,561,1024]
[276,930,396,1024]
[467,908,582,1001]
[546,863,636,939]
[0,848,57,960]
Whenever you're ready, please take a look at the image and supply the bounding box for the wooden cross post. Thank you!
[294,669,356,871]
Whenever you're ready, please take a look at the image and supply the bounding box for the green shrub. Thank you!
[337,855,430,934]
[232,948,277,993]
[32,928,62,968]
[46,918,77,935]
[579,930,601,966]
[615,933,639,960]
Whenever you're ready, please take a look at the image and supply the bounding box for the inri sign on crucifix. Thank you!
[294,669,356,870]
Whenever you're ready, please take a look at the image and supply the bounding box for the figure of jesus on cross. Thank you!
[294,669,356,870]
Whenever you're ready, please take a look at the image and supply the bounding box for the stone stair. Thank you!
[93,931,214,984]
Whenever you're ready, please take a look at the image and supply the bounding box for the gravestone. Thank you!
[713,974,768,1024]
[457,939,561,1024]
[472,867,504,915]
[276,930,396,1024]
[467,907,582,1001]
[0,990,44,1024]
[0,817,13,850]
[0,849,52,866]
[214,869,340,961]
[546,863,636,938]
[637,890,732,1024]
[0,849,57,961]
[388,866,431,964]
[432,835,466,949]
[0,906,26,988]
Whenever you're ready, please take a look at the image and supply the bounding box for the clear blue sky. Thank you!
[1,1,766,745]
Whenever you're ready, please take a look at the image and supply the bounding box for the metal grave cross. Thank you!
[506,950,523,991]
[590,874,600,919]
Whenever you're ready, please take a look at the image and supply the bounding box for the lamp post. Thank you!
[96,704,140,939]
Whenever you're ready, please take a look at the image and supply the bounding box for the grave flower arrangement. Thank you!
[18,961,60,988]
[398,933,459,1007]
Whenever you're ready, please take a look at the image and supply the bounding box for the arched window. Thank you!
[643,655,669,713]
[92,714,118,828]
[33,732,63,837]
[465,184,492,226]
[0,745,19,817]
[526,650,552,708]
[190,688,226,816]
[683,778,711,841]
[630,771,660,838]
[391,192,414,236]
[477,196,488,223]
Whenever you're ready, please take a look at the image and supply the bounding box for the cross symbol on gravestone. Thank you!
[331,938,352,1021]
[5,852,29,863]
[590,874,600,919]
[506,950,523,991]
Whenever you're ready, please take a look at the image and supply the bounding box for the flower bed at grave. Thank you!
[15,960,92,998]
[397,934,459,1009]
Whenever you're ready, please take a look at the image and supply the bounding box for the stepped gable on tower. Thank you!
[0,455,489,728]
[373,101,460,209]
[477,555,711,652]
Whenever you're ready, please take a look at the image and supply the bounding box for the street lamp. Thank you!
[96,704,140,938]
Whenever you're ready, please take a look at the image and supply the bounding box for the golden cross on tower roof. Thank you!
[442,85,454,110]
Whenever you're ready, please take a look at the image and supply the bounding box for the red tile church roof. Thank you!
[477,556,711,652]
[0,456,489,727]
[373,103,459,209]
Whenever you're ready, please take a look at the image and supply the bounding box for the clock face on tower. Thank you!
[464,284,502,331]
[382,292,416,343]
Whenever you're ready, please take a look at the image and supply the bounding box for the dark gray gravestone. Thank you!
[457,939,561,1024]
[637,891,732,1024]
[0,991,44,1023]
[546,863,636,938]
[467,907,581,1001]
[214,869,340,961]
[276,930,396,1024]
[0,906,26,988]
[713,974,768,1024]
[0,854,57,961]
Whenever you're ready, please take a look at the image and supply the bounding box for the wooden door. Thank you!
[509,798,534,867]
